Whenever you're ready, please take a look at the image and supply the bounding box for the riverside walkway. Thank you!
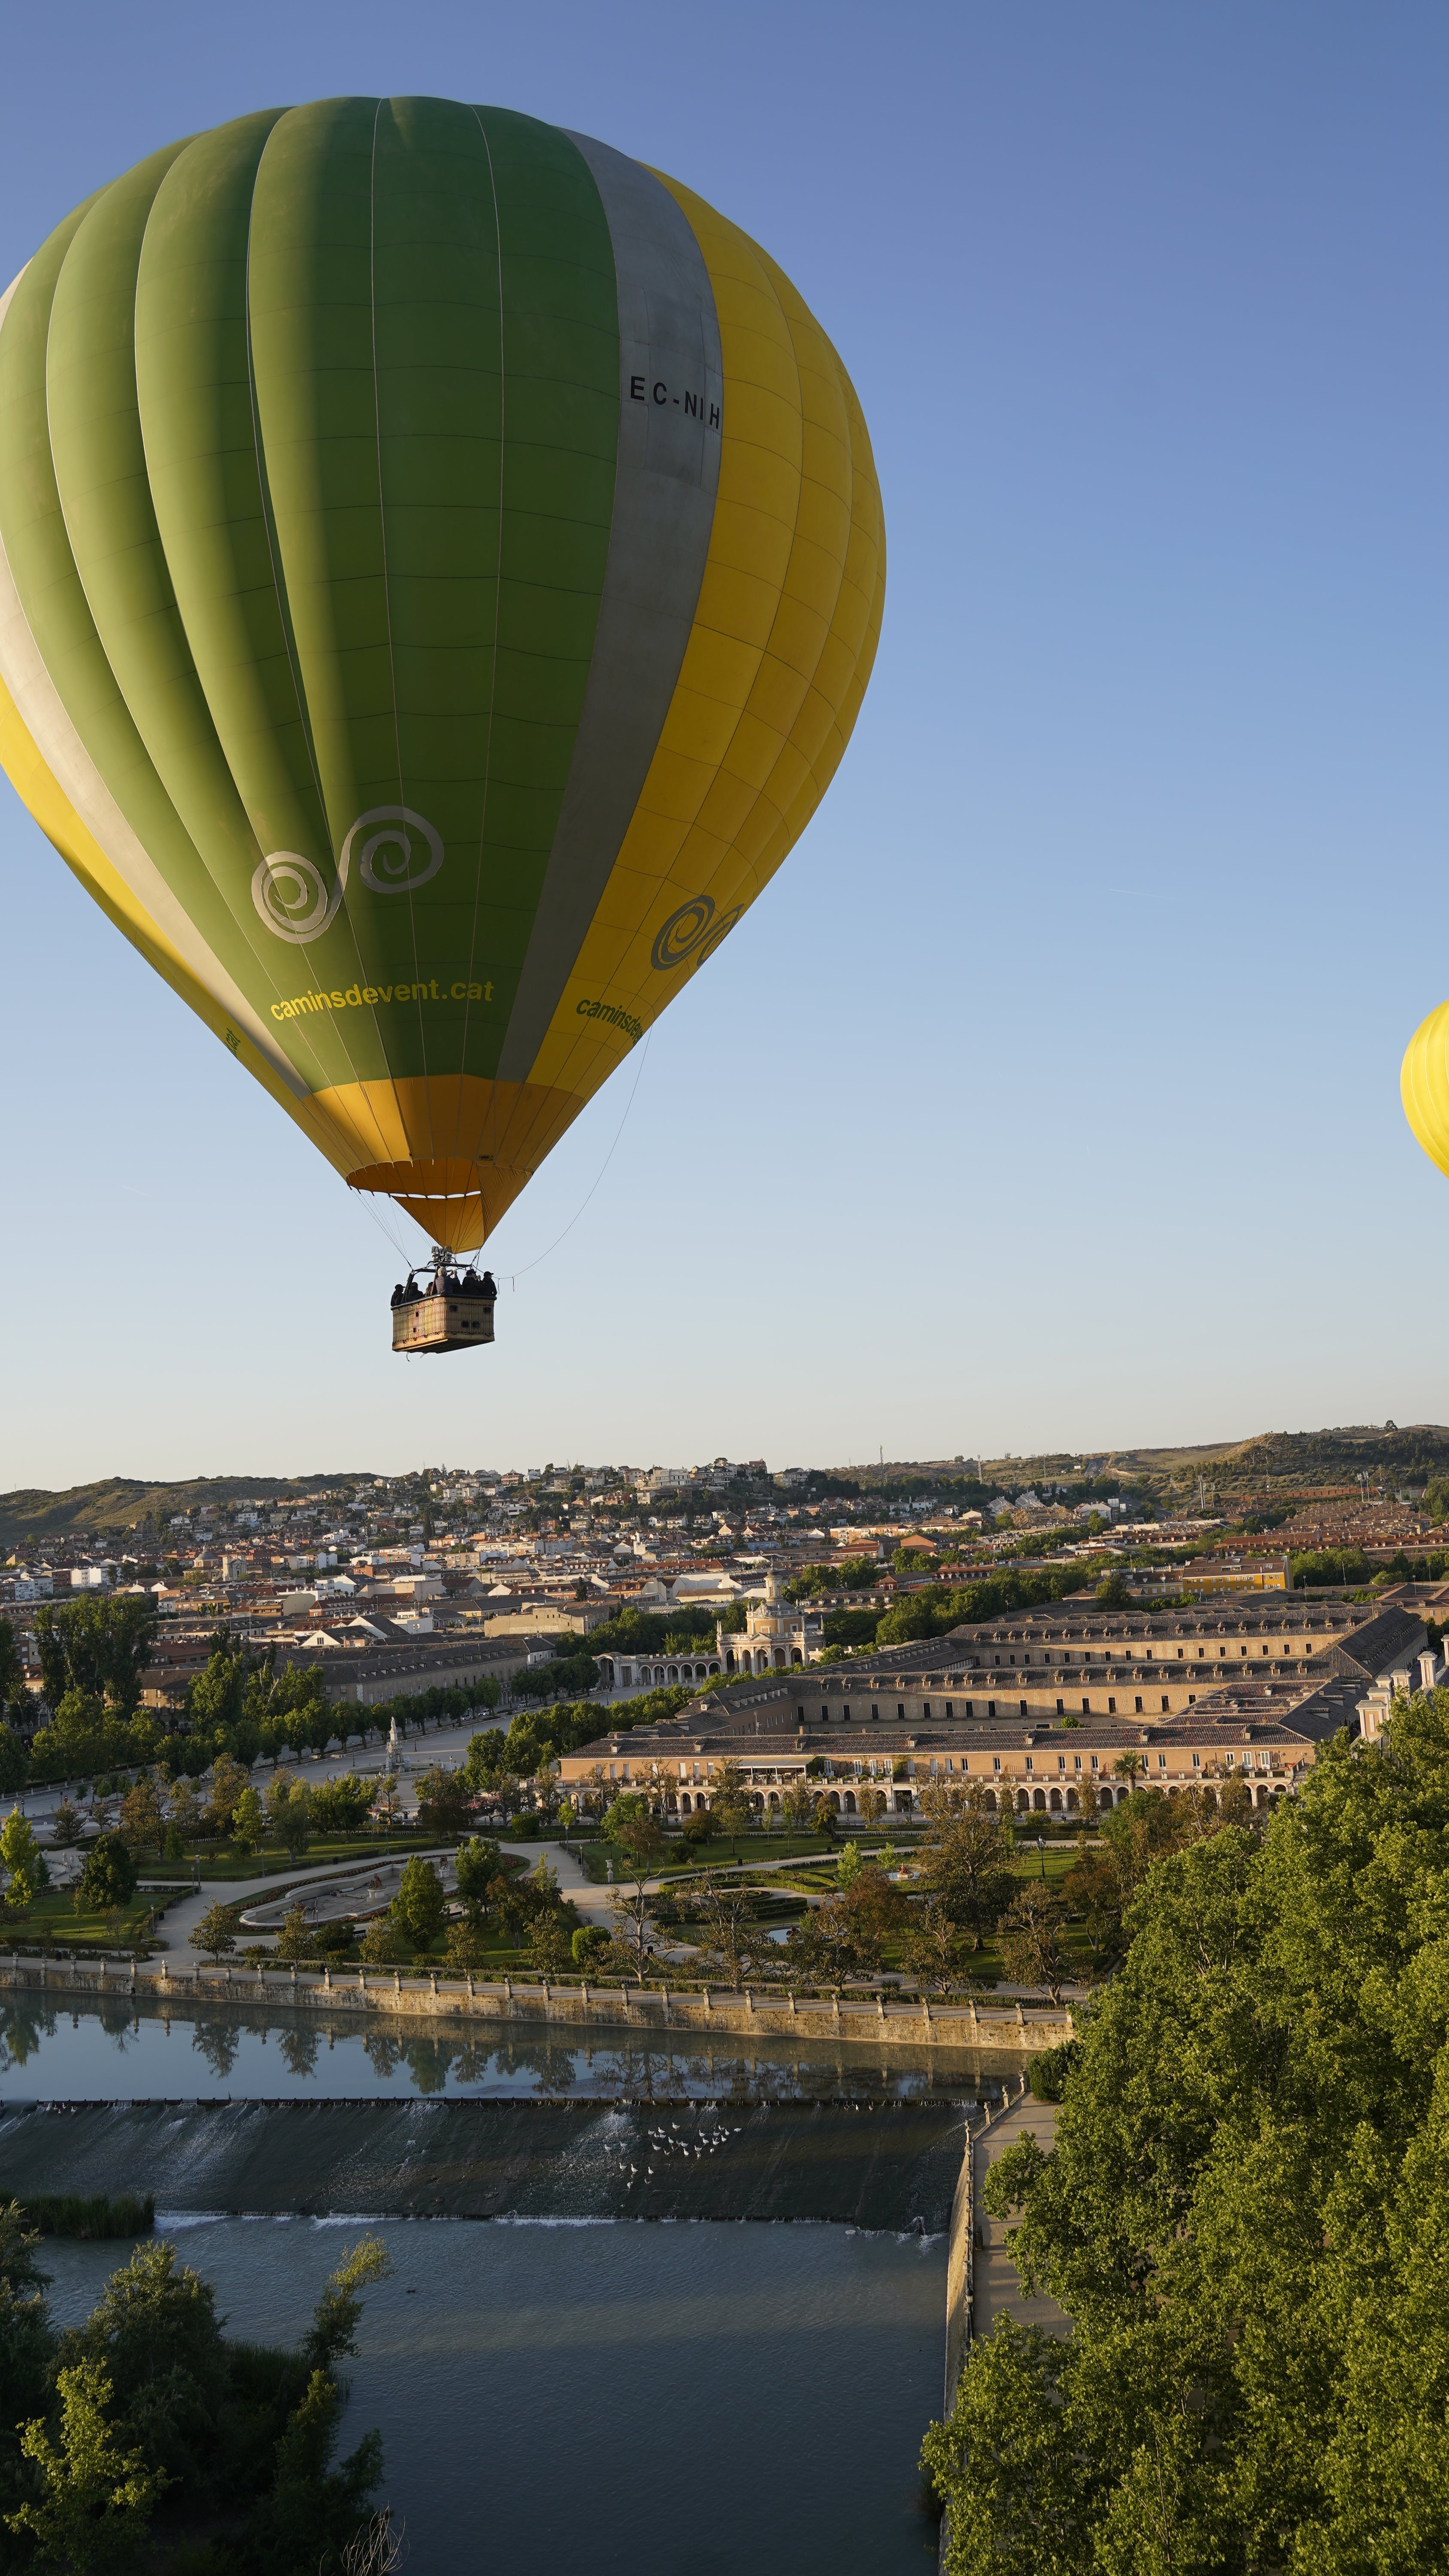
[972,2091,1069,2340]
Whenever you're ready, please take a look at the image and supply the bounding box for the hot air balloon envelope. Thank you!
[0,98,884,1255]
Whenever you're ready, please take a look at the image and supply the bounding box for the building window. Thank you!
[964,1700,974,1717]
[923,1702,931,1721]
[843,1705,851,1722]
[1074,1755,1082,1771]
[1025,1757,1034,1773]
[1090,1755,1099,1771]
[945,1701,953,1720]
[993,1756,1001,1773]
[1056,1698,1064,1716]
[1019,1698,1028,1717]
[871,1704,879,1720]
[1158,1753,1167,1768]
[1134,1697,1143,1714]
[1082,1697,1091,1714]
[1161,1695,1170,1712]
[1108,1698,1116,1714]
[1057,1755,1066,1771]
[1191,1753,1200,1769]
[897,1704,905,1720]
[988,1700,997,1719]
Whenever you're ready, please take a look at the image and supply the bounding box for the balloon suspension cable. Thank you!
[497,1033,651,1286]
[358,1190,413,1267]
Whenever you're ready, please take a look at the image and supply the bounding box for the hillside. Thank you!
[0,1474,374,1552]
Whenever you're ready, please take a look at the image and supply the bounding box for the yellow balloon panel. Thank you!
[1402,1001,1449,1182]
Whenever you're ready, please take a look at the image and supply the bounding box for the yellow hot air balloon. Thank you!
[1402,1002,1449,1187]
[0,98,884,1349]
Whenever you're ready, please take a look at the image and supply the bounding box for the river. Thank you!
[42,2215,946,2570]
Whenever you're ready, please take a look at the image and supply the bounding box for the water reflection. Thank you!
[0,1991,1020,2104]
[192,2022,241,2082]
[0,2006,48,2072]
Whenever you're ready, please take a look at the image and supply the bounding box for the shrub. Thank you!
[1028,2040,1082,2102]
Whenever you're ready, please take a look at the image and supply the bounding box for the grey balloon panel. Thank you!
[496,133,721,1083]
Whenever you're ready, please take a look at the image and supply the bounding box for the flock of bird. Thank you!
[617,2117,744,2184]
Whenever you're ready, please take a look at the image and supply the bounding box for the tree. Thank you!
[391,1856,445,1956]
[572,1923,609,1969]
[527,1913,574,1979]
[1061,1848,1127,1965]
[167,1777,203,1843]
[922,2321,1083,2576]
[1111,1750,1146,1795]
[0,1809,50,1911]
[274,1904,315,1962]
[0,2200,55,2505]
[1094,1570,1131,1609]
[453,1836,505,1925]
[77,1834,136,1916]
[606,1878,659,1985]
[996,1884,1071,2005]
[6,2359,168,2573]
[61,2235,227,2490]
[0,1726,27,1795]
[858,1783,888,1831]
[811,1794,839,1843]
[312,1772,379,1840]
[265,1772,311,1859]
[835,1862,907,1968]
[205,1751,251,1840]
[192,1903,237,1962]
[919,1783,1016,1952]
[413,1764,472,1839]
[254,2240,390,2568]
[33,1595,158,1718]
[902,1897,972,1992]
[231,1784,264,1856]
[603,1791,664,1880]
[118,1775,163,1863]
[442,1919,491,1975]
[302,2234,392,2375]
[687,1871,758,1987]
[358,1917,406,1966]
[785,1898,870,1986]
[782,1780,813,1834]
[710,1759,752,1853]
[51,1798,82,1848]
[0,1616,25,1717]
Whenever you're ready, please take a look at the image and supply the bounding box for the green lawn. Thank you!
[136,1826,455,1884]
[0,1887,170,1953]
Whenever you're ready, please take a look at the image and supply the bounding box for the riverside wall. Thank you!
[0,1951,1075,2058]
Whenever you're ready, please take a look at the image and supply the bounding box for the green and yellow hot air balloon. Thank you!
[0,97,883,1343]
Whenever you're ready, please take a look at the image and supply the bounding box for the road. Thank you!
[16,1707,499,1837]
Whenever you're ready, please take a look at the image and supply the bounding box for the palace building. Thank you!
[557,1594,1431,1819]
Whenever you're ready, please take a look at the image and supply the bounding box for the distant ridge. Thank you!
[5,1424,1449,1551]
[0,1475,379,1549]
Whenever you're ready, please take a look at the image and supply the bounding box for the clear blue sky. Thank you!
[3,3,1446,1486]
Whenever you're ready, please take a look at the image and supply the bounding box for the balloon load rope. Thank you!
[497,1031,652,1290]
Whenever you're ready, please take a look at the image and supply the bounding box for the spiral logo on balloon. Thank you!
[251,806,445,945]
[650,895,743,974]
